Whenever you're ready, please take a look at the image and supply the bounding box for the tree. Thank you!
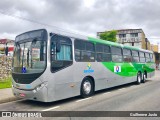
[99,30,117,42]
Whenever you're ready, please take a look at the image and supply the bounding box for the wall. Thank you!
[0,56,12,81]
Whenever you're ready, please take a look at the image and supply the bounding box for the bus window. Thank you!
[132,50,139,62]
[96,44,103,52]
[74,40,95,62]
[145,53,150,62]
[51,35,73,72]
[139,52,145,63]
[150,53,154,62]
[96,44,111,62]
[111,46,123,62]
[86,42,95,51]
[104,45,110,53]
[123,49,132,62]
[74,40,85,50]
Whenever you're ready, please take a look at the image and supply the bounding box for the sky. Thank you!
[0,0,160,44]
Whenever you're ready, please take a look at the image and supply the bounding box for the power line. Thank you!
[0,11,87,37]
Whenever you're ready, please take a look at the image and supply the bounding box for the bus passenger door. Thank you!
[50,34,75,100]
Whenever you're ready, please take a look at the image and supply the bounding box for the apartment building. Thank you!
[97,29,151,50]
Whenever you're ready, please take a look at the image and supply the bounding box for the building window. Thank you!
[130,33,138,37]
[134,43,141,48]
[111,47,123,62]
[119,34,126,38]
[75,40,95,62]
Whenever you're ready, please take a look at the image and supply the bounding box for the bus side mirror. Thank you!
[56,41,61,52]
[5,47,8,56]
[51,35,61,52]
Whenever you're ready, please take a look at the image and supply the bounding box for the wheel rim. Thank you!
[144,74,146,81]
[83,81,91,94]
[138,74,141,83]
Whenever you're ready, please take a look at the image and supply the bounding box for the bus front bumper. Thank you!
[12,85,48,102]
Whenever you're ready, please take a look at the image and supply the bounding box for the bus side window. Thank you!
[150,53,154,62]
[132,50,139,62]
[145,53,150,63]
[74,40,95,62]
[96,44,111,62]
[123,48,132,62]
[139,52,145,63]
[50,35,73,73]
[111,46,123,62]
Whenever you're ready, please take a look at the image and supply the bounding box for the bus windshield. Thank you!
[13,40,46,74]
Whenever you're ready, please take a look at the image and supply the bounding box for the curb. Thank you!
[0,97,21,104]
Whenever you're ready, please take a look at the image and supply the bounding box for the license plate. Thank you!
[19,93,26,97]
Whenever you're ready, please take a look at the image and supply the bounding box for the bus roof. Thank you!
[47,29,153,54]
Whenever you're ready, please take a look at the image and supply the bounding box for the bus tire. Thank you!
[136,72,142,85]
[142,72,147,83]
[80,77,94,98]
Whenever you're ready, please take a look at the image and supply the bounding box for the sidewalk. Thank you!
[0,88,20,104]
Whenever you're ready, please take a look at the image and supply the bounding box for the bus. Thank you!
[11,29,155,102]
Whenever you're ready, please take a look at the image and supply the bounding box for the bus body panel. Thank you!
[47,65,77,101]
[149,71,155,78]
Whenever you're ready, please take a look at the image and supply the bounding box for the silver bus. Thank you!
[12,29,155,102]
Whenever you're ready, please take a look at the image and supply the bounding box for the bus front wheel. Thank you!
[80,77,94,98]
[136,72,142,85]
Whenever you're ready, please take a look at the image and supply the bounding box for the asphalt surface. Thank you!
[0,71,160,120]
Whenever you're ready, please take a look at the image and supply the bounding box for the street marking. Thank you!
[103,92,111,95]
[42,106,60,111]
[76,97,92,102]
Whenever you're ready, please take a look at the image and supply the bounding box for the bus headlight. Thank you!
[33,81,48,93]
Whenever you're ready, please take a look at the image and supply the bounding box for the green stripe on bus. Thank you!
[88,36,155,77]
[102,62,154,77]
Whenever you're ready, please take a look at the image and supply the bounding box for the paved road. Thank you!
[0,71,160,120]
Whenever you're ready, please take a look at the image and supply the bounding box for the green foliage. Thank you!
[0,77,12,89]
[99,30,117,42]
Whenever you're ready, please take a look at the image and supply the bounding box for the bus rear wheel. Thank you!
[142,72,147,83]
[81,77,94,98]
[136,72,142,85]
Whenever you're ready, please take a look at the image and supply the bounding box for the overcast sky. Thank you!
[0,0,160,44]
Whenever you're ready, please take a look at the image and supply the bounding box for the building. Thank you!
[0,39,14,56]
[142,38,151,50]
[150,44,159,64]
[97,29,151,50]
